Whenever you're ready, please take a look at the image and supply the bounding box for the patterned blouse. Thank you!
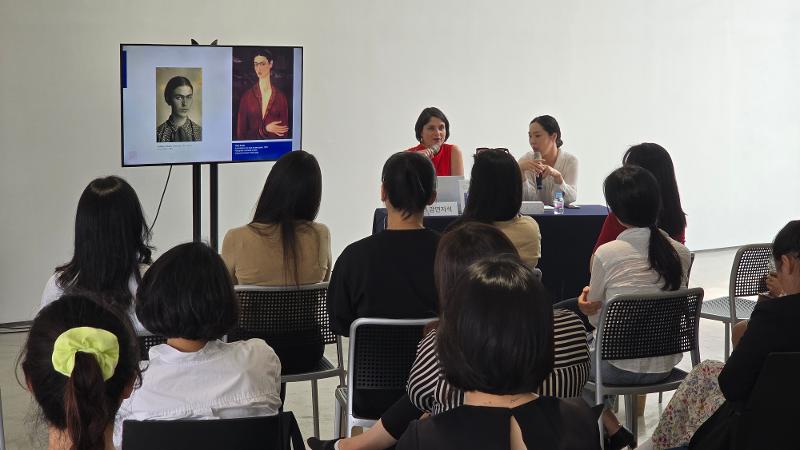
[156,117,202,142]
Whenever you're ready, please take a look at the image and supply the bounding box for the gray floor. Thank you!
[0,247,737,449]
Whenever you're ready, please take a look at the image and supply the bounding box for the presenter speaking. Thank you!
[406,107,464,176]
[518,115,577,205]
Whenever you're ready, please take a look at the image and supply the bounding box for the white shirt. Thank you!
[40,268,148,334]
[587,227,691,373]
[114,339,282,448]
[519,149,578,205]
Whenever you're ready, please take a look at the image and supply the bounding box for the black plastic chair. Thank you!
[700,244,772,359]
[334,317,435,437]
[229,282,344,438]
[121,411,304,450]
[584,288,704,449]
[137,334,167,361]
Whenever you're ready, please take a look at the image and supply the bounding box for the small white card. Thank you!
[520,201,545,215]
[425,202,459,216]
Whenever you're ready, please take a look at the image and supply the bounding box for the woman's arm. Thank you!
[555,154,578,204]
[449,145,464,176]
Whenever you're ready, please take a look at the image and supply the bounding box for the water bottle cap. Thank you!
[555,191,563,198]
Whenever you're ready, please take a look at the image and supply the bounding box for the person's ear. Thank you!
[784,254,800,275]
[380,184,387,203]
[427,190,437,205]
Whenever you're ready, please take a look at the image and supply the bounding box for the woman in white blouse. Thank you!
[517,115,578,205]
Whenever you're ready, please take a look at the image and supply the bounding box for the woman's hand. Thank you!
[578,286,602,316]
[766,274,785,297]
[539,165,564,184]
[519,159,540,174]
[265,121,288,136]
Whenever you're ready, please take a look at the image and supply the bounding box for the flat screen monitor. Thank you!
[120,44,302,166]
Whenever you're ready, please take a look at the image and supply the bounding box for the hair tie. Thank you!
[52,327,120,381]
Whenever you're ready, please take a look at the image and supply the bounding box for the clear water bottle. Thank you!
[553,191,565,215]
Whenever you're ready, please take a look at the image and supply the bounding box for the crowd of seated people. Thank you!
[22,113,797,450]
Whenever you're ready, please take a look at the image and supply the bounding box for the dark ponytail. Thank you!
[604,166,683,290]
[63,353,113,450]
[381,152,436,219]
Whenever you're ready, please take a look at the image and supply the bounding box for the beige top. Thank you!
[493,215,542,268]
[221,221,331,286]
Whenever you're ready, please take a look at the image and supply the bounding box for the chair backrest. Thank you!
[729,244,772,299]
[137,334,167,361]
[347,318,435,416]
[229,283,335,346]
[121,412,304,450]
[596,288,704,364]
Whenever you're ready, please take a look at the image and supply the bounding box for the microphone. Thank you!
[533,151,543,190]
[429,143,441,156]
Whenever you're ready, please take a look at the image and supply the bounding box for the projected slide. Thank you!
[121,44,303,166]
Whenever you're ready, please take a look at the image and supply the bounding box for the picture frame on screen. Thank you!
[120,44,303,167]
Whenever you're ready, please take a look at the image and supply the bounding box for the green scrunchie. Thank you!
[51,327,120,381]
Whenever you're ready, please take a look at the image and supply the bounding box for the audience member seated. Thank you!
[21,294,141,450]
[641,220,800,450]
[327,151,440,337]
[517,114,578,205]
[396,256,600,450]
[221,150,331,286]
[309,222,589,450]
[114,242,281,447]
[405,107,464,176]
[40,175,152,334]
[455,148,541,268]
[577,165,691,450]
[594,143,686,251]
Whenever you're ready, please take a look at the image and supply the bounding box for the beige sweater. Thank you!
[493,215,542,268]
[221,221,331,286]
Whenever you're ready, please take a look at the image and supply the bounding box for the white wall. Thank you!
[2,0,799,323]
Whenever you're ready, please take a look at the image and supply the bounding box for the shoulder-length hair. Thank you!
[56,176,152,312]
[460,149,522,223]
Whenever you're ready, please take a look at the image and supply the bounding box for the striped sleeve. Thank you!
[538,309,591,397]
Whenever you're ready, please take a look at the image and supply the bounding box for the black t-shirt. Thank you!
[327,228,440,337]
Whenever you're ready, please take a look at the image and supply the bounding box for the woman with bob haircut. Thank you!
[114,242,281,447]
[309,223,589,450]
[518,115,578,205]
[22,294,141,450]
[156,76,202,142]
[405,107,464,176]
[594,142,687,251]
[456,148,541,268]
[396,256,600,450]
[41,175,152,334]
[578,165,690,449]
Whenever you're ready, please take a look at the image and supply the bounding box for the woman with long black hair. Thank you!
[40,176,152,334]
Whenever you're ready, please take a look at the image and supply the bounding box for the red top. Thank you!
[236,84,290,140]
[406,143,454,176]
[593,211,686,252]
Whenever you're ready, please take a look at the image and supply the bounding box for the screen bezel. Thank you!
[120,43,303,167]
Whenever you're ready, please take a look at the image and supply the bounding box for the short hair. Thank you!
[136,242,238,340]
[163,76,193,104]
[414,107,450,142]
[381,152,436,219]
[530,115,563,148]
[623,143,687,238]
[254,48,274,63]
[21,295,141,450]
[460,149,522,222]
[434,222,519,309]
[773,220,800,264]
[437,255,554,394]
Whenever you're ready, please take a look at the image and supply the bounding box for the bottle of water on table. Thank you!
[553,191,565,215]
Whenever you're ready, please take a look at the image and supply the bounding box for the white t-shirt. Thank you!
[587,227,691,374]
[519,148,578,205]
[114,339,282,448]
[40,267,148,334]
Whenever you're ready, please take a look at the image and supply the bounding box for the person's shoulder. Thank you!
[518,150,535,162]
[309,221,330,237]
[559,149,578,163]
[515,215,540,230]
[223,224,258,242]
[221,338,280,364]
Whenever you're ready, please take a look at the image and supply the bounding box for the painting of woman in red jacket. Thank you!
[235,48,290,140]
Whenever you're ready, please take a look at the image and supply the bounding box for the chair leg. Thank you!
[658,392,663,403]
[0,388,5,450]
[624,394,637,447]
[333,399,342,438]
[724,323,730,361]
[311,380,320,438]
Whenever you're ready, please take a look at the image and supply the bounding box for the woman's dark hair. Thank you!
[773,220,800,266]
[163,76,193,104]
[604,166,683,290]
[56,176,152,313]
[21,295,141,450]
[530,115,563,148]
[254,48,274,63]
[623,143,687,238]
[438,255,554,394]
[381,152,436,219]
[414,107,450,142]
[136,242,238,340]
[459,149,522,223]
[435,222,519,308]
[251,150,322,285]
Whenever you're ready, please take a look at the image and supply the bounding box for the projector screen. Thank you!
[120,44,303,166]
